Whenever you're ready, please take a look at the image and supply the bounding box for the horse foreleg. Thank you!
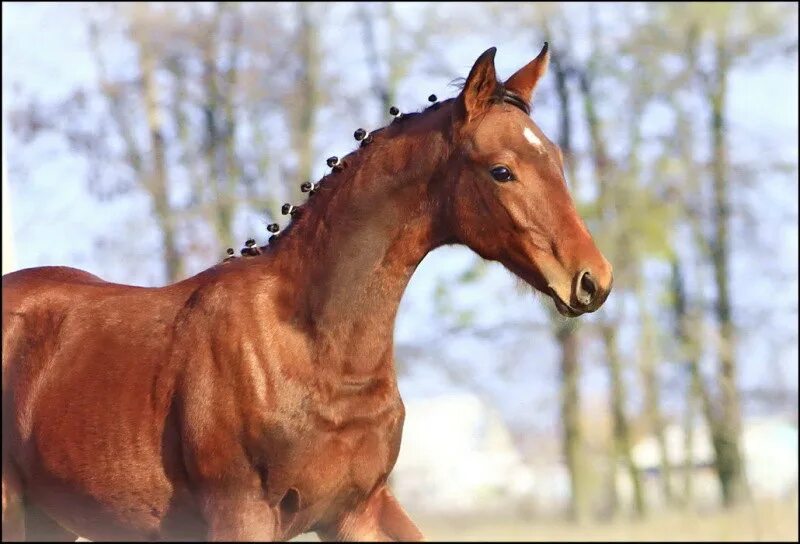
[317,484,424,542]
[201,492,279,542]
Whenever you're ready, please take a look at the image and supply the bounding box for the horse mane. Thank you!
[235,81,530,258]
[256,97,454,254]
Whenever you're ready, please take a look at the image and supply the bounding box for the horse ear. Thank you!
[455,47,498,122]
[504,42,550,105]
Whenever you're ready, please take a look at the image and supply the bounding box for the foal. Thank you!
[2,45,611,541]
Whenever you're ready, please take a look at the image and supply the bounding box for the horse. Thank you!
[2,44,612,541]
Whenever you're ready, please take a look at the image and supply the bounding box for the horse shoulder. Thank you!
[171,272,285,480]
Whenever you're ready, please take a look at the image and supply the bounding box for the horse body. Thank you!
[3,45,614,541]
[3,263,407,540]
[3,267,187,539]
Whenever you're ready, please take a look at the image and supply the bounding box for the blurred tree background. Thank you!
[3,1,798,538]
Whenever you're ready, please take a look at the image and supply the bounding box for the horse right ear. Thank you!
[454,47,498,124]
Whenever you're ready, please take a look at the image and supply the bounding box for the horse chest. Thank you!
[263,392,405,526]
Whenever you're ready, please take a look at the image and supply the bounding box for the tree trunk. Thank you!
[383,3,401,114]
[556,321,590,522]
[166,56,202,211]
[668,26,745,508]
[670,257,696,508]
[139,32,183,283]
[636,284,674,507]
[547,36,589,523]
[682,381,696,507]
[222,3,244,249]
[575,33,645,517]
[603,324,646,518]
[358,4,391,115]
[624,57,672,507]
[707,32,746,508]
[289,2,320,201]
[633,259,671,506]
[201,5,236,252]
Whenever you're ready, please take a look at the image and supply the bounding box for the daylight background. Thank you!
[2,2,798,541]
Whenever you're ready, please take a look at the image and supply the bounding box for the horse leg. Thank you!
[2,465,26,541]
[316,484,423,542]
[200,491,278,541]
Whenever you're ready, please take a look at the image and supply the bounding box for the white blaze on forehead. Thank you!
[523,126,543,149]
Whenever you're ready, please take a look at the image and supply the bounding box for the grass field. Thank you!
[414,500,797,541]
[290,497,798,541]
[72,497,797,541]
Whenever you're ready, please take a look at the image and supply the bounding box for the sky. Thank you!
[2,2,798,436]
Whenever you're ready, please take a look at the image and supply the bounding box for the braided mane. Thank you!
[228,83,530,260]
[249,98,456,255]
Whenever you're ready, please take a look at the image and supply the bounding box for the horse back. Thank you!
[2,266,146,387]
[3,266,104,390]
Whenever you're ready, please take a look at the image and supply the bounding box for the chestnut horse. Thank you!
[2,45,612,541]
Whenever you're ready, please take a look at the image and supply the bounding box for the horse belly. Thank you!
[22,464,172,541]
[20,410,173,539]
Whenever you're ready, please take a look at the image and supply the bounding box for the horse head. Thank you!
[442,45,613,316]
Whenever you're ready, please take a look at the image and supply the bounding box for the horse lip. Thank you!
[548,285,583,317]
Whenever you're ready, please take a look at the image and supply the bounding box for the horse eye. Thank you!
[490,166,514,182]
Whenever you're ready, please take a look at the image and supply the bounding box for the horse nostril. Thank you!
[577,270,597,307]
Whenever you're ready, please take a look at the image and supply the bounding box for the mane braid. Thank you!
[257,87,523,256]
[262,100,450,253]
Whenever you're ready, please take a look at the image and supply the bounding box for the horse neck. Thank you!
[270,121,451,378]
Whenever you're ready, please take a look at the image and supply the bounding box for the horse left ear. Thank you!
[504,42,550,105]
[454,47,498,123]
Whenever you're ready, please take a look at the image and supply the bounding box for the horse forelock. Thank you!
[450,76,531,116]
